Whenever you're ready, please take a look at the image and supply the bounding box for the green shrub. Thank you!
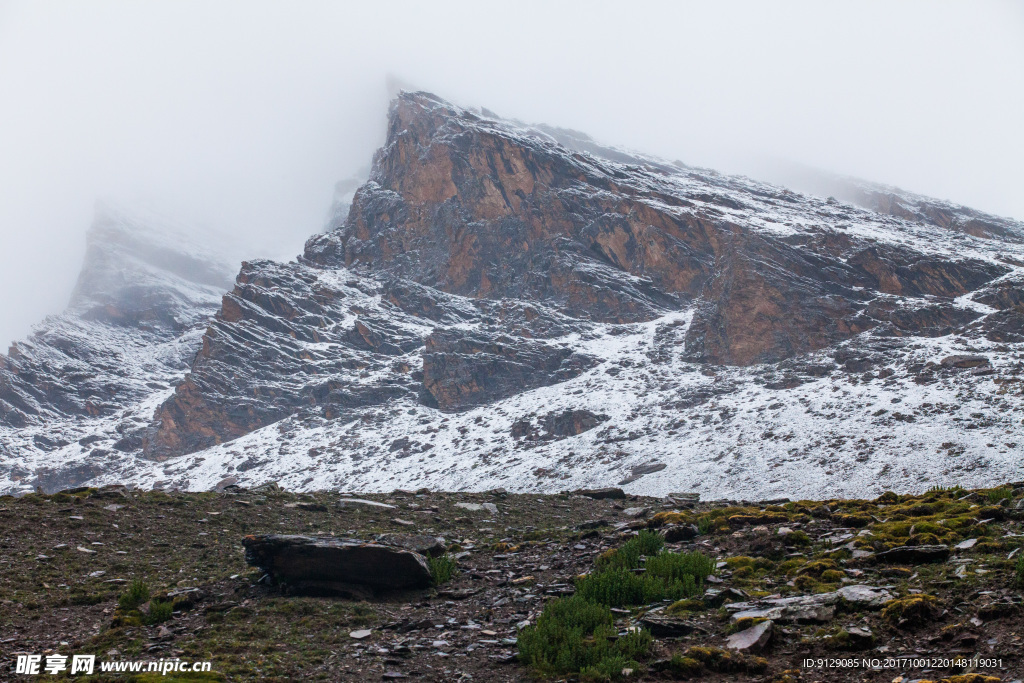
[577,550,714,608]
[596,531,664,571]
[696,516,717,535]
[143,599,173,625]
[428,554,458,586]
[517,596,652,678]
[118,579,150,611]
[645,550,716,585]
[986,487,1013,503]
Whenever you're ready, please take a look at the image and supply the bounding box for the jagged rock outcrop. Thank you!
[142,91,1020,460]
[3,91,1023,498]
[0,208,232,429]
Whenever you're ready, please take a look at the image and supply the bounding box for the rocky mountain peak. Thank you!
[3,92,1022,498]
[305,91,1011,365]
[68,205,235,332]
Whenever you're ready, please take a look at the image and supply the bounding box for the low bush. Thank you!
[577,549,714,607]
[517,596,651,679]
[596,531,664,571]
[118,579,150,611]
[143,599,173,625]
[428,554,458,586]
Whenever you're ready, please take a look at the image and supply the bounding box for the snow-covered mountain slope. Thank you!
[1,92,1022,498]
[0,206,236,491]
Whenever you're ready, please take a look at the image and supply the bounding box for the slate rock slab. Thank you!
[726,619,773,651]
[875,544,950,564]
[574,487,626,500]
[726,585,893,623]
[638,612,702,637]
[242,534,432,592]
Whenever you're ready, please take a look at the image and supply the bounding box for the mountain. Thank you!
[2,92,1022,497]
[0,206,236,491]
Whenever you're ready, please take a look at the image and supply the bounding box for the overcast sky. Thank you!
[1,0,1022,348]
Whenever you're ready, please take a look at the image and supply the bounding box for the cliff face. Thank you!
[305,93,1005,363]
[3,92,1023,497]
[0,208,235,491]
[141,91,1021,469]
[0,209,232,429]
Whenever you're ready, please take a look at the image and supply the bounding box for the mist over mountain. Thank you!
[1,1,1022,352]
[1,91,1021,499]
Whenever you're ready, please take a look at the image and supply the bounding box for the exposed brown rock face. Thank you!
[306,92,1006,364]
[141,91,1018,459]
[511,408,609,442]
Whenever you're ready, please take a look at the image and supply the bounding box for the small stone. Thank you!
[622,507,650,518]
[844,625,874,648]
[350,629,372,639]
[455,502,484,512]
[955,538,978,550]
[76,546,96,554]
[392,518,415,527]
[337,498,395,509]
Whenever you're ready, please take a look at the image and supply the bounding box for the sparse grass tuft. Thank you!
[143,599,173,625]
[985,487,1013,503]
[882,594,938,629]
[118,579,150,611]
[428,554,458,586]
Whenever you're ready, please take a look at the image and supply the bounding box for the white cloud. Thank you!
[0,0,1021,347]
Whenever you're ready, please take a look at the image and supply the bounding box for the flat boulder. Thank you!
[875,544,950,564]
[726,585,893,624]
[574,487,626,500]
[337,498,396,509]
[242,534,432,593]
[638,612,701,637]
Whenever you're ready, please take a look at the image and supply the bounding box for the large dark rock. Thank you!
[875,544,951,564]
[574,487,627,500]
[242,534,433,592]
